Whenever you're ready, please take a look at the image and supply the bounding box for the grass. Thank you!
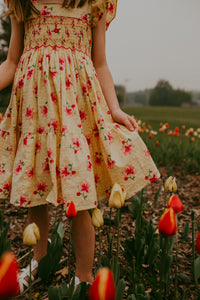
[123,106,200,129]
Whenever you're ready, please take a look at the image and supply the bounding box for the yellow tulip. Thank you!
[109,183,126,209]
[164,176,177,193]
[23,223,40,246]
[92,208,104,228]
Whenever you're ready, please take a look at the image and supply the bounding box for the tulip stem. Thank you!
[98,227,102,267]
[29,247,32,300]
[191,210,200,295]
[109,207,112,237]
[116,209,120,261]
[174,216,178,300]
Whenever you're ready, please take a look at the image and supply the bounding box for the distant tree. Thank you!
[115,85,127,106]
[149,79,173,106]
[149,79,192,107]
[0,14,12,108]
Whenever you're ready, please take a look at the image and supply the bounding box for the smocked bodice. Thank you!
[24,3,93,57]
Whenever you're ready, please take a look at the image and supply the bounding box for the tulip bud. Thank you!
[66,201,77,218]
[0,252,20,298]
[89,267,116,300]
[164,176,177,193]
[92,208,104,228]
[23,223,40,246]
[158,208,177,236]
[167,194,183,214]
[109,183,126,209]
[196,232,200,254]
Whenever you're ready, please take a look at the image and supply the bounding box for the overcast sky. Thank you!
[1,0,200,92]
[106,0,200,92]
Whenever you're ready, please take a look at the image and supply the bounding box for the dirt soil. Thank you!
[1,167,200,300]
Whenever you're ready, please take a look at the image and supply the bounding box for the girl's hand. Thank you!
[111,108,139,132]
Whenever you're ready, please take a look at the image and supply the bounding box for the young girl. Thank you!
[0,0,160,294]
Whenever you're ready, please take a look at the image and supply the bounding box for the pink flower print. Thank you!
[107,2,115,14]
[144,148,151,157]
[97,94,101,103]
[27,168,34,179]
[25,107,34,120]
[65,104,75,116]
[47,28,52,37]
[62,125,68,135]
[50,70,57,78]
[41,105,48,117]
[81,13,88,21]
[60,166,71,180]
[33,182,48,197]
[41,6,51,15]
[145,172,158,183]
[95,152,102,165]
[47,147,54,163]
[23,136,28,146]
[51,92,58,104]
[75,73,79,81]
[38,56,43,70]
[18,77,24,88]
[97,118,104,130]
[67,55,71,64]
[46,53,51,60]
[79,110,86,122]
[87,79,92,89]
[60,164,76,180]
[107,154,116,169]
[85,136,91,146]
[122,139,133,155]
[20,194,31,207]
[87,155,92,171]
[94,174,99,184]
[76,181,90,199]
[107,110,111,115]
[33,85,38,95]
[65,75,73,89]
[59,57,65,70]
[48,119,58,133]
[72,138,82,154]
[57,197,64,204]
[106,132,114,144]
[82,85,88,94]
[65,28,70,38]
[6,145,13,153]
[115,124,121,129]
[37,126,45,134]
[14,160,24,174]
[93,124,99,138]
[35,141,41,154]
[43,158,50,173]
[53,24,60,34]
[0,182,11,197]
[27,68,34,80]
[124,165,135,181]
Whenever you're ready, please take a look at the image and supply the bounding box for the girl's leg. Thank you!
[72,210,95,283]
[28,204,49,263]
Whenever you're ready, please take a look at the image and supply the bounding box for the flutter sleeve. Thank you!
[91,0,117,30]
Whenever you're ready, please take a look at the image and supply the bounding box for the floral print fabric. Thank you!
[0,0,160,210]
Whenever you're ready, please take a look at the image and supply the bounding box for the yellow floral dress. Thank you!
[0,0,160,210]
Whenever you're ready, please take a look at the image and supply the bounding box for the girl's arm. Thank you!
[92,14,138,132]
[0,15,24,91]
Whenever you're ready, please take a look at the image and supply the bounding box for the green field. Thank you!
[123,106,200,129]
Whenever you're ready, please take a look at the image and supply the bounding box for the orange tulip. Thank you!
[0,252,20,298]
[66,201,77,218]
[168,131,172,136]
[158,208,177,236]
[89,267,116,300]
[156,141,159,146]
[182,125,186,130]
[196,232,200,254]
[167,194,183,214]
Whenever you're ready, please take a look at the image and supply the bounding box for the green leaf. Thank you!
[111,256,120,285]
[154,187,161,208]
[194,256,200,283]
[116,279,126,300]
[182,222,189,241]
[177,272,190,282]
[48,286,61,300]
[72,282,89,300]
[127,295,136,300]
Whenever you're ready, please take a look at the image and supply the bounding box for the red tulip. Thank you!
[158,208,177,236]
[0,252,20,298]
[167,194,183,214]
[89,267,116,300]
[66,201,77,218]
[196,232,200,254]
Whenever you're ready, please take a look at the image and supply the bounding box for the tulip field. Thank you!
[0,106,200,299]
